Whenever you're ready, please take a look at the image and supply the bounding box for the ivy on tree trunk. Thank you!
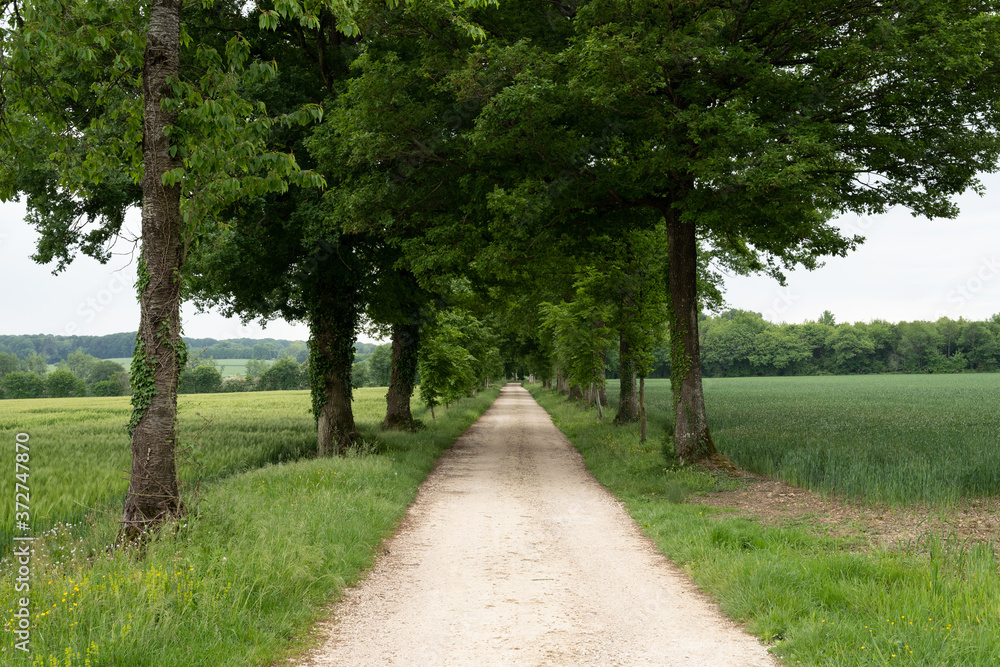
[615,334,639,424]
[309,297,360,455]
[383,320,420,431]
[665,211,718,465]
[120,0,185,540]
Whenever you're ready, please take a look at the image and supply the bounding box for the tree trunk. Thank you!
[615,334,640,424]
[309,303,359,455]
[599,346,608,406]
[120,0,184,541]
[665,213,718,464]
[382,320,420,430]
[639,375,647,443]
[569,384,584,401]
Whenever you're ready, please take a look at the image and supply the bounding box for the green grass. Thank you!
[0,386,500,665]
[529,383,1000,666]
[0,391,320,557]
[605,375,1000,505]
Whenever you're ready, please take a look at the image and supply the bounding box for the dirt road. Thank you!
[296,384,777,666]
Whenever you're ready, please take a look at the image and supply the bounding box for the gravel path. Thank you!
[295,384,777,666]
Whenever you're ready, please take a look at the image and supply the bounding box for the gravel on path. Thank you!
[294,383,778,666]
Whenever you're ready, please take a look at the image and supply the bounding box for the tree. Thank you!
[367,344,393,387]
[351,360,370,389]
[1,0,322,538]
[540,277,615,419]
[91,379,126,397]
[418,308,482,417]
[259,357,304,391]
[2,372,46,399]
[245,358,271,380]
[0,352,20,379]
[59,349,99,381]
[458,0,1000,462]
[179,365,223,394]
[21,353,49,376]
[828,326,877,375]
[89,359,128,386]
[251,342,279,360]
[46,369,88,398]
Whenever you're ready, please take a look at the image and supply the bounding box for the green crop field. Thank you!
[0,385,498,665]
[531,381,1000,666]
[604,374,1000,505]
[0,388,401,557]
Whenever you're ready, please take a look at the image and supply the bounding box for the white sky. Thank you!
[719,171,1000,325]
[1,172,998,340]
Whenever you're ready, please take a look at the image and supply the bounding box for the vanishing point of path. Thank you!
[296,384,778,666]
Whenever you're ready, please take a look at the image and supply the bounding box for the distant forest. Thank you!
[4,311,1000,383]
[697,310,1000,377]
[0,333,379,363]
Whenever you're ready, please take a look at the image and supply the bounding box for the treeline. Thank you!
[0,333,314,364]
[0,350,130,399]
[700,310,1000,377]
[0,341,389,399]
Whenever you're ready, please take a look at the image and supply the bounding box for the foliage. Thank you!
[178,365,224,394]
[699,311,1000,377]
[259,358,306,391]
[418,310,479,411]
[90,379,125,397]
[251,342,279,360]
[1,371,46,399]
[245,358,272,380]
[58,349,99,382]
[21,352,49,376]
[0,352,20,378]
[366,344,393,387]
[46,369,88,398]
[539,274,615,394]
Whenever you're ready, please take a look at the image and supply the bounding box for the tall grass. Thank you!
[1,386,500,665]
[605,375,1000,504]
[530,384,1000,666]
[0,391,319,557]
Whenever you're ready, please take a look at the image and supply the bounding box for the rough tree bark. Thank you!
[382,319,420,430]
[639,375,647,443]
[615,334,640,424]
[598,346,608,406]
[120,0,185,541]
[665,212,719,464]
[310,297,360,455]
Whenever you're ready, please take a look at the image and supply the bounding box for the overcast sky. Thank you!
[1,172,999,341]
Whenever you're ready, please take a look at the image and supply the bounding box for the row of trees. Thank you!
[701,311,1000,377]
[0,342,406,399]
[0,349,129,399]
[5,0,999,539]
[0,333,315,364]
